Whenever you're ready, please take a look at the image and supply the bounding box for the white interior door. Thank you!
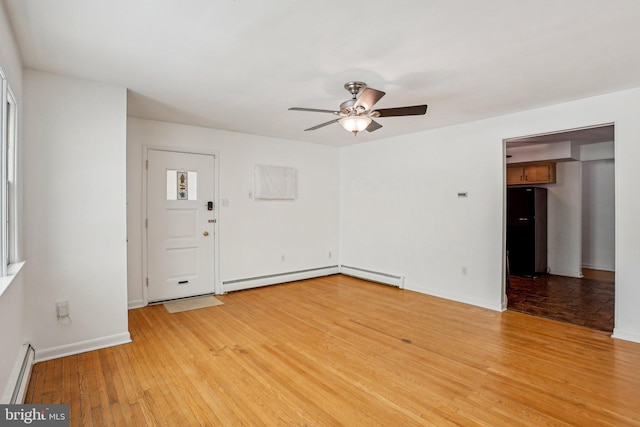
[147,149,216,302]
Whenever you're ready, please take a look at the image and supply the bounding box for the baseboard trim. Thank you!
[35,332,132,363]
[612,328,640,344]
[128,299,144,310]
[548,269,582,278]
[339,265,405,288]
[581,263,615,272]
[1,343,34,404]
[222,266,339,293]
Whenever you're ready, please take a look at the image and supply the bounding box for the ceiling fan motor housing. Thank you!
[340,82,368,116]
[339,99,366,116]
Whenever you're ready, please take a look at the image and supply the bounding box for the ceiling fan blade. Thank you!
[304,118,339,131]
[375,105,428,117]
[289,107,339,115]
[366,120,383,132]
[353,88,386,111]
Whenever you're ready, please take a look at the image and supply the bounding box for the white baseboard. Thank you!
[612,328,640,344]
[35,332,132,363]
[128,299,144,310]
[223,266,339,293]
[1,343,34,404]
[581,263,615,272]
[339,265,405,288]
[549,268,582,278]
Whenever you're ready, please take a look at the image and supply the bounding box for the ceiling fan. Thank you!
[289,81,428,135]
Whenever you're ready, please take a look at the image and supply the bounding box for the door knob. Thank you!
[203,231,209,236]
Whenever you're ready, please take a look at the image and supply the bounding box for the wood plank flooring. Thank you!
[25,274,640,426]
[581,268,615,282]
[507,272,615,332]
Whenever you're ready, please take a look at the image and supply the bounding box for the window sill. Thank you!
[0,261,26,299]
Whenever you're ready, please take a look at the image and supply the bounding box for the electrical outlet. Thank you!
[328,251,332,258]
[56,300,69,318]
[281,254,285,262]
[461,266,467,275]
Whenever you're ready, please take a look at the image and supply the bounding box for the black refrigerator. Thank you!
[507,187,548,277]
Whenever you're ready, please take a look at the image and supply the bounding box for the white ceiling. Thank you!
[4,0,640,146]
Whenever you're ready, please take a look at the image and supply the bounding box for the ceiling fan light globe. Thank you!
[339,116,371,134]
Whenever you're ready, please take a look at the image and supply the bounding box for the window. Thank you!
[1,65,18,276]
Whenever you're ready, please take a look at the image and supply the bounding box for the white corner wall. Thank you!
[23,70,130,361]
[582,159,615,271]
[126,118,340,305]
[542,161,582,278]
[0,267,25,402]
[340,121,505,310]
[340,87,640,343]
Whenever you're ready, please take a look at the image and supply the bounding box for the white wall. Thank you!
[0,7,22,97]
[126,118,340,305]
[582,159,615,271]
[542,162,582,277]
[23,70,130,361]
[0,2,26,402]
[581,141,614,161]
[341,87,640,343]
[341,121,505,310]
[506,142,573,163]
[0,266,25,402]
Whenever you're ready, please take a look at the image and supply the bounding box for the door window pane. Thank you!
[166,170,197,200]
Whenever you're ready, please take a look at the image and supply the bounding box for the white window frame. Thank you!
[0,65,19,277]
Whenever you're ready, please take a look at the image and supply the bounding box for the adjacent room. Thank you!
[1,1,640,425]
[504,125,616,331]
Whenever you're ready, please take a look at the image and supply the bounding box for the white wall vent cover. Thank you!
[254,165,297,200]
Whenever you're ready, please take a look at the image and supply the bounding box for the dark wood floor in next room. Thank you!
[507,269,615,332]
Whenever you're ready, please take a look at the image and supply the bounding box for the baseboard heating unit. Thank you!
[340,265,405,288]
[223,265,339,293]
[2,343,35,404]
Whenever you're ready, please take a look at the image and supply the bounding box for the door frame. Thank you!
[141,145,221,306]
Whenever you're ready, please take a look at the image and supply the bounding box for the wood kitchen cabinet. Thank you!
[507,162,556,185]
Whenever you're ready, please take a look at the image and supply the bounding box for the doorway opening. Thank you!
[143,147,220,305]
[504,124,615,332]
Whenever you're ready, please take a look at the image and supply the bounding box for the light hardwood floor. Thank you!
[582,268,615,282]
[25,275,640,426]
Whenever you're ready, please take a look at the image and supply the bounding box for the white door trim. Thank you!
[141,145,221,306]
